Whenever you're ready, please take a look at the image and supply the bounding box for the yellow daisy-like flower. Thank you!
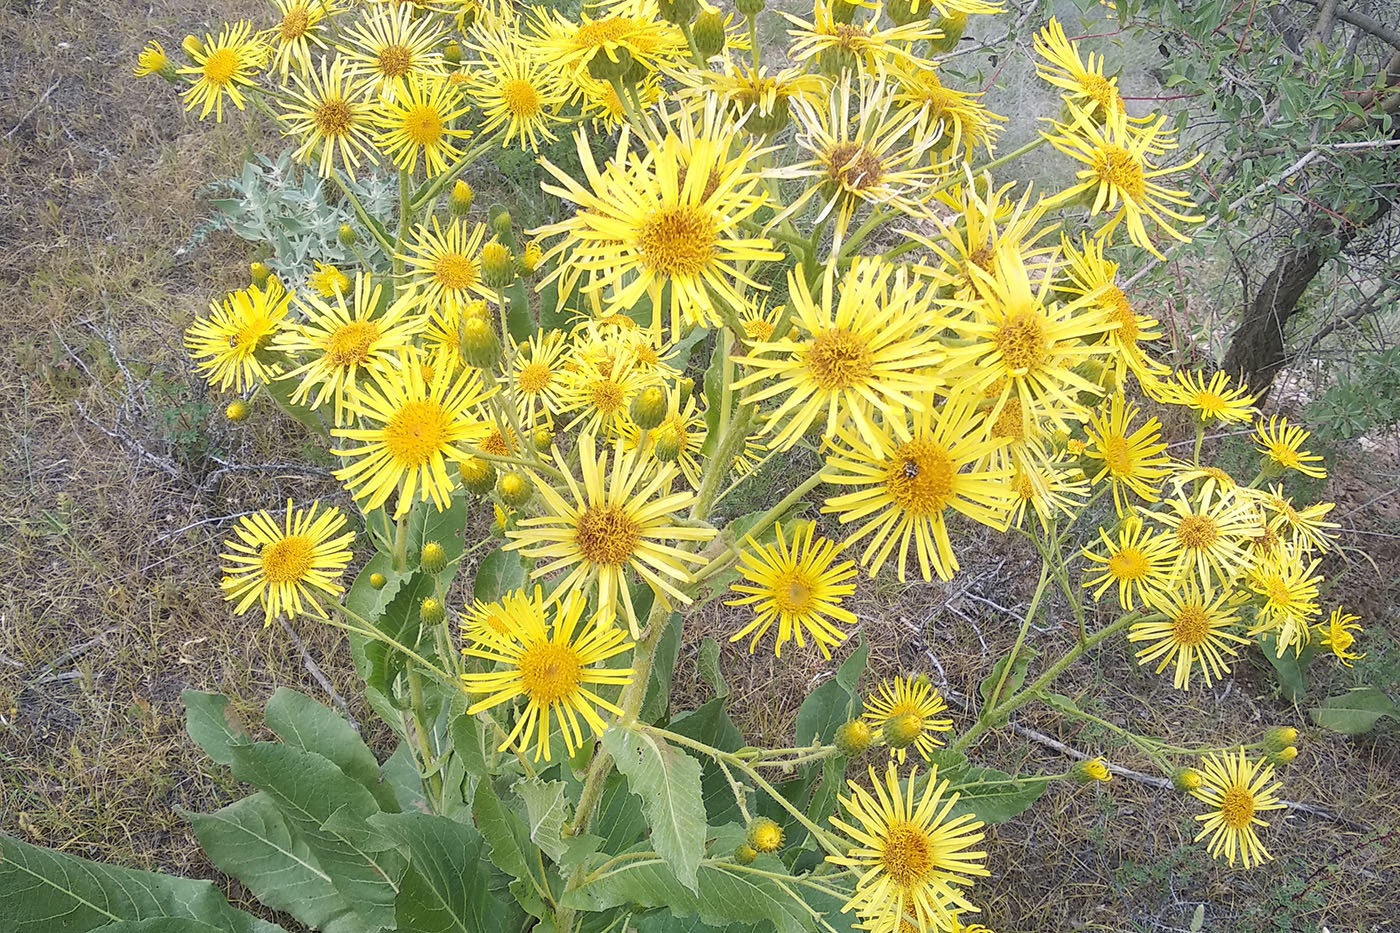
[529,7,687,87]
[505,433,715,636]
[828,763,989,933]
[276,273,422,425]
[337,4,445,99]
[726,521,859,659]
[1256,486,1338,554]
[1033,18,1125,118]
[465,25,567,152]
[1082,513,1180,610]
[1043,105,1204,259]
[678,60,824,136]
[1190,749,1285,868]
[510,330,569,428]
[863,676,954,764]
[219,500,354,623]
[398,217,490,312]
[822,390,1015,582]
[620,388,707,490]
[1132,581,1249,690]
[734,258,943,452]
[1245,547,1321,655]
[332,360,495,517]
[1314,607,1365,666]
[185,279,292,392]
[575,70,664,130]
[781,0,938,74]
[374,76,471,177]
[1083,393,1171,514]
[1159,369,1257,424]
[263,0,334,79]
[891,64,1005,158]
[942,240,1115,430]
[133,40,169,77]
[1148,482,1258,585]
[1058,232,1169,387]
[308,261,351,298]
[1005,454,1089,532]
[462,587,634,761]
[558,351,657,438]
[537,127,780,335]
[179,21,265,122]
[279,56,379,181]
[1253,416,1326,479]
[460,592,518,640]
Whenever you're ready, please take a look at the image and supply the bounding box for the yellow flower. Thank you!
[308,261,351,298]
[460,593,518,640]
[1058,232,1169,388]
[536,127,780,334]
[1147,483,1258,585]
[464,25,567,152]
[780,0,938,73]
[332,360,495,517]
[529,7,687,85]
[1082,513,1180,611]
[1004,454,1088,532]
[510,330,570,428]
[219,500,354,623]
[374,76,472,176]
[185,279,292,392]
[1245,547,1321,655]
[279,56,379,180]
[1042,104,1204,259]
[178,21,265,122]
[1033,18,1125,118]
[337,4,446,100]
[735,259,943,452]
[827,763,989,933]
[863,676,953,764]
[133,40,169,77]
[891,64,1005,158]
[398,217,490,313]
[1253,415,1327,479]
[678,60,824,136]
[1083,393,1171,514]
[462,587,634,761]
[727,521,859,658]
[276,272,422,425]
[822,390,1016,582]
[1255,486,1338,554]
[1314,607,1365,666]
[263,0,334,79]
[504,433,715,636]
[1131,581,1249,690]
[1159,369,1257,424]
[558,351,657,438]
[1190,749,1285,868]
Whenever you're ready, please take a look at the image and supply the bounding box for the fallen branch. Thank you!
[278,617,361,733]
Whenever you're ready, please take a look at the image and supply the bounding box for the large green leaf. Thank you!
[696,637,729,700]
[641,608,683,724]
[794,635,867,748]
[263,372,328,433]
[594,772,649,856]
[602,726,708,892]
[182,690,245,767]
[472,548,527,603]
[93,923,229,933]
[944,765,1047,824]
[471,780,546,919]
[514,778,571,862]
[185,794,364,933]
[410,492,469,585]
[1310,687,1399,734]
[228,743,405,932]
[364,571,436,705]
[1259,633,1310,703]
[668,699,746,825]
[369,812,519,933]
[0,833,284,933]
[264,688,397,812]
[345,550,408,624]
[634,914,760,933]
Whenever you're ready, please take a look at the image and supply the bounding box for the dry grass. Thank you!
[0,2,1397,932]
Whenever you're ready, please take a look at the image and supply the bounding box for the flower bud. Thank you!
[459,455,497,495]
[692,10,726,57]
[225,399,250,422]
[365,572,387,592]
[830,0,858,23]
[885,0,925,26]
[518,239,543,276]
[630,386,668,430]
[746,817,784,853]
[481,240,515,289]
[449,179,475,216]
[419,541,447,574]
[734,843,758,865]
[492,504,511,536]
[653,425,684,462]
[658,0,698,25]
[834,719,872,757]
[491,210,512,239]
[930,12,967,51]
[881,712,922,750]
[337,223,357,247]
[420,596,446,625]
[443,39,462,64]
[1263,725,1298,752]
[676,377,695,404]
[498,470,533,507]
[249,261,271,286]
[532,426,554,451]
[182,34,204,58]
[460,318,502,370]
[736,0,764,16]
[1171,767,1204,793]
[587,46,635,82]
[1266,745,1299,766]
[1071,757,1112,783]
[462,299,491,322]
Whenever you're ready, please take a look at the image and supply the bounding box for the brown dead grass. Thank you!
[0,2,1397,933]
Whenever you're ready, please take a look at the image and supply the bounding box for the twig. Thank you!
[27,627,120,686]
[5,79,61,140]
[277,618,361,733]
[1012,722,1374,831]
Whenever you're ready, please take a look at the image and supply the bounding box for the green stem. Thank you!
[982,561,1051,712]
[406,665,444,806]
[392,510,410,573]
[408,134,500,211]
[328,172,395,256]
[747,15,761,70]
[320,606,453,687]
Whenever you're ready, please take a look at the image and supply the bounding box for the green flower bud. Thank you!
[884,0,925,26]
[369,572,387,590]
[658,0,698,25]
[518,240,543,276]
[882,712,922,750]
[449,179,475,216]
[630,386,668,430]
[532,426,554,451]
[834,719,872,757]
[481,240,515,289]
[736,0,765,17]
[420,597,446,625]
[653,426,684,463]
[491,210,512,238]
[586,46,635,82]
[459,455,497,495]
[830,0,858,23]
[443,39,462,64]
[498,470,533,507]
[818,45,859,76]
[337,223,357,247]
[460,318,502,370]
[746,817,783,853]
[676,376,695,405]
[1070,757,1112,783]
[734,843,758,865]
[1171,767,1204,793]
[1266,745,1299,766]
[692,10,726,57]
[930,12,967,51]
[225,399,250,422]
[419,541,447,574]
[249,261,271,286]
[1263,725,1298,752]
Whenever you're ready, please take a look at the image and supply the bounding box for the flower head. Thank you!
[1131,581,1249,690]
[279,56,379,180]
[185,279,292,392]
[1191,749,1285,868]
[863,676,954,763]
[374,76,472,176]
[220,500,354,623]
[179,21,265,121]
[1314,607,1365,666]
[1082,513,1180,610]
[1253,416,1326,479]
[727,521,858,658]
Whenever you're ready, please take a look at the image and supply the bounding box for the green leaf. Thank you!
[369,812,520,933]
[634,913,760,933]
[1258,633,1309,703]
[1310,687,1399,734]
[380,741,430,814]
[411,491,469,585]
[503,279,535,343]
[264,688,397,812]
[345,550,407,624]
[697,637,729,700]
[602,727,708,892]
[471,780,545,918]
[641,606,682,724]
[979,647,1037,710]
[794,635,867,748]
[698,334,726,460]
[186,794,365,933]
[594,772,649,855]
[473,548,527,603]
[263,372,328,433]
[668,699,746,825]
[182,690,245,767]
[364,571,436,705]
[514,778,571,862]
[945,766,1047,824]
[228,743,404,932]
[1038,691,1083,718]
[0,833,284,933]
[93,923,229,933]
